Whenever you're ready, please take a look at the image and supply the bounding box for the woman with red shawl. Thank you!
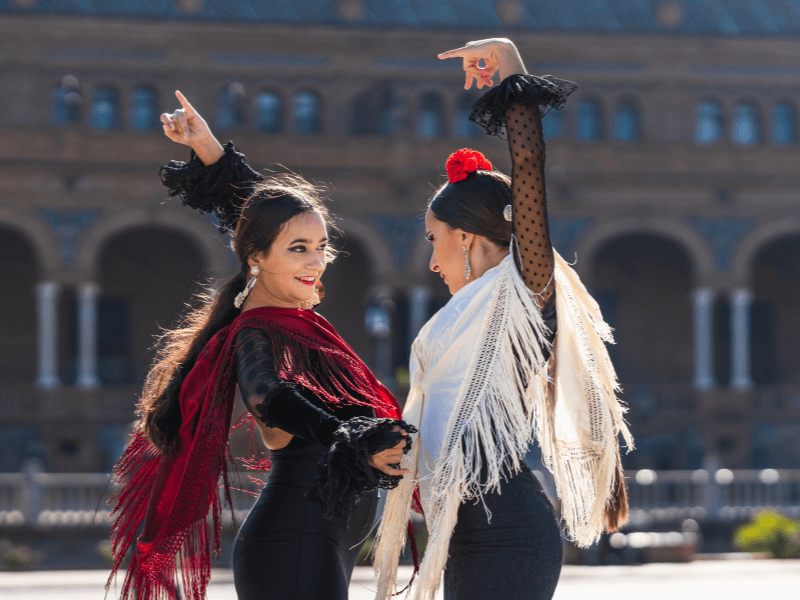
[106,92,415,600]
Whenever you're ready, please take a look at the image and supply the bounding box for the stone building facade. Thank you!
[2,1,800,472]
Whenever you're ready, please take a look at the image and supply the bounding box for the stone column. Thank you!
[730,288,753,390]
[364,290,394,383]
[692,287,715,390]
[35,281,61,389]
[408,286,432,341]
[76,282,101,389]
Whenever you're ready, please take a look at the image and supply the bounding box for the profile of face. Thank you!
[425,208,473,296]
[246,211,328,309]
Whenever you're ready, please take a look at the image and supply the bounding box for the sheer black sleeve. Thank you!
[471,74,577,302]
[234,327,343,447]
[234,327,417,522]
[159,141,263,233]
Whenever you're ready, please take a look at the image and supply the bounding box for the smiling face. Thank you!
[246,211,328,309]
[425,208,473,295]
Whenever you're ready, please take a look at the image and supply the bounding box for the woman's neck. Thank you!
[470,243,510,282]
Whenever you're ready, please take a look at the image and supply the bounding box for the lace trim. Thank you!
[307,417,417,523]
[470,74,578,140]
[158,141,263,233]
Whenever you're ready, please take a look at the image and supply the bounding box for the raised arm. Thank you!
[439,40,576,303]
[159,91,263,233]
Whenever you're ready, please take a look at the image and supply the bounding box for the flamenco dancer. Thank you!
[372,38,634,600]
[106,92,416,600]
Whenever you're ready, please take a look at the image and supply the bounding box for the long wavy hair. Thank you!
[138,174,334,454]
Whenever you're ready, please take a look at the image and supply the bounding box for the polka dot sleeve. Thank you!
[506,103,554,300]
[469,74,577,301]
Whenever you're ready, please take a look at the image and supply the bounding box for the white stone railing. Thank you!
[625,468,800,526]
[1,469,798,528]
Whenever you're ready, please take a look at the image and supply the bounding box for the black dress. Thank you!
[231,327,383,600]
[441,74,579,600]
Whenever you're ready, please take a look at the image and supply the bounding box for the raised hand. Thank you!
[160,91,224,166]
[438,38,526,90]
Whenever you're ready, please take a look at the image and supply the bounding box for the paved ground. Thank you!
[0,557,796,599]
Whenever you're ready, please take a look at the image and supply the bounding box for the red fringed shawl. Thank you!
[106,307,406,600]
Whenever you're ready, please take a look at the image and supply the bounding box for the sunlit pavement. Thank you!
[0,557,797,599]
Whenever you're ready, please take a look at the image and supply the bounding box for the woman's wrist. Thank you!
[497,41,527,80]
[191,136,225,166]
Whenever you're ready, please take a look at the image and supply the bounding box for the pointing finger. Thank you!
[438,46,472,59]
[175,90,197,117]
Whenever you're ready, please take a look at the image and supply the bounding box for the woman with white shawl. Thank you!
[372,39,634,600]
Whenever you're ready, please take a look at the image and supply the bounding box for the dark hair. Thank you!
[428,170,512,247]
[140,174,333,454]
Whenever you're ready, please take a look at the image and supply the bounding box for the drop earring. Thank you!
[234,264,259,309]
[462,245,471,281]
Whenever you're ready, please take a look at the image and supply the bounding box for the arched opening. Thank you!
[0,226,38,383]
[314,233,374,369]
[90,86,119,130]
[254,91,283,133]
[732,102,760,145]
[575,98,603,141]
[416,92,445,138]
[217,82,246,130]
[613,100,640,142]
[593,233,694,469]
[98,227,205,386]
[751,234,800,467]
[751,235,800,385]
[292,91,322,135]
[771,102,797,145]
[695,100,723,144]
[130,85,159,131]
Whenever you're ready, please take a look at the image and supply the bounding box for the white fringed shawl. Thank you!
[372,251,633,600]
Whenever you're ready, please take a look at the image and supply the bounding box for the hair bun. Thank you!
[445,149,493,184]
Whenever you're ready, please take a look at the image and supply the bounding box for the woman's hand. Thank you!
[160,91,224,166]
[438,38,526,90]
[367,425,410,477]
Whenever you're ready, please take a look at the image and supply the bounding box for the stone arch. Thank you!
[0,208,61,278]
[0,220,43,383]
[333,214,395,282]
[96,224,207,387]
[574,217,713,288]
[730,218,800,286]
[77,208,231,282]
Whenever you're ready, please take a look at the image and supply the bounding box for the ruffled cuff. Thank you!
[470,74,578,140]
[158,141,263,233]
[307,416,417,523]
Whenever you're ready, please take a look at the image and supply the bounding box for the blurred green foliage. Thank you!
[734,511,800,559]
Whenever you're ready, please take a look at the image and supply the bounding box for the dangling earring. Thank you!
[462,245,471,281]
[234,265,259,309]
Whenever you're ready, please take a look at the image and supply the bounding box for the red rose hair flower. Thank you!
[445,148,493,184]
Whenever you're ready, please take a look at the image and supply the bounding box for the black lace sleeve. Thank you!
[308,416,416,523]
[235,327,343,446]
[159,141,263,233]
[234,328,417,522]
[471,74,576,303]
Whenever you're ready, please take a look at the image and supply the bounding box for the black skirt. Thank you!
[444,463,563,600]
[232,439,378,600]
